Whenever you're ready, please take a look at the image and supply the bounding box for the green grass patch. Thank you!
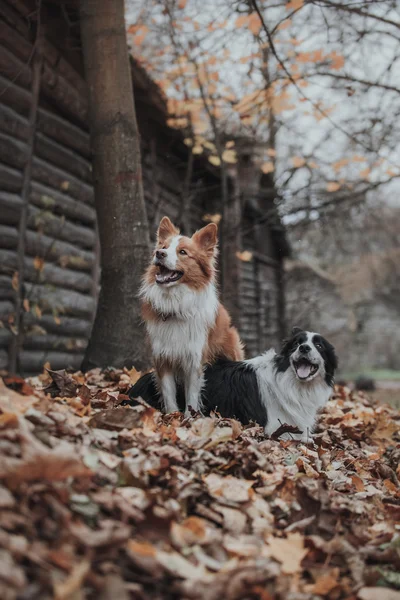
[340,369,400,381]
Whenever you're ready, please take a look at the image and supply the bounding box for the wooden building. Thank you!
[0,0,289,374]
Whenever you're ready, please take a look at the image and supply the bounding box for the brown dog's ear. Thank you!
[193,222,218,253]
[157,216,180,244]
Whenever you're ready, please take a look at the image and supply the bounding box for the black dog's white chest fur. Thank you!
[128,328,338,440]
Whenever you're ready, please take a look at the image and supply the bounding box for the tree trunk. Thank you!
[80,0,151,370]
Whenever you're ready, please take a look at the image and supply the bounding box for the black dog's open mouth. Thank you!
[155,265,183,285]
[294,358,319,380]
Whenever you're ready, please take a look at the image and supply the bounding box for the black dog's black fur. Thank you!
[128,360,266,426]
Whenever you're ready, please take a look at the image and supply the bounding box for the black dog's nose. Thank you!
[299,343,310,354]
[156,250,167,260]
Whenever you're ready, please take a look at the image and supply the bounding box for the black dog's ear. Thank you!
[291,326,303,336]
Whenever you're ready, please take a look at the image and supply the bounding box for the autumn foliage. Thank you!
[0,369,399,598]
[126,0,400,221]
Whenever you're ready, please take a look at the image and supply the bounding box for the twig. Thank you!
[271,422,302,440]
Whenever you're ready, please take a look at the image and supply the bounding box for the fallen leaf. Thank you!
[205,474,254,502]
[267,533,308,574]
[44,369,77,398]
[236,250,253,262]
[54,559,90,600]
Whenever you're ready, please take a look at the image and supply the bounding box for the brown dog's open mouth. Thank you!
[294,358,319,380]
[155,265,183,285]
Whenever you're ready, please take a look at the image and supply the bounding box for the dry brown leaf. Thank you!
[0,379,37,415]
[352,475,365,492]
[267,533,308,574]
[0,420,91,485]
[54,559,90,600]
[311,568,340,594]
[236,250,253,262]
[205,473,254,502]
[326,181,341,192]
[171,516,214,548]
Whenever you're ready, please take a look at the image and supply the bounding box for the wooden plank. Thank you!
[21,334,87,354]
[0,162,21,191]
[0,275,15,299]
[30,181,96,225]
[23,314,92,337]
[0,191,95,248]
[0,77,90,157]
[0,224,94,271]
[0,43,88,124]
[0,104,92,182]
[24,282,94,318]
[0,132,94,204]
[19,351,84,372]
[0,251,93,293]
[0,2,31,39]
[0,164,96,224]
[0,15,87,98]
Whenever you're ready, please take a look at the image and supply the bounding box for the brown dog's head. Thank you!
[146,217,218,290]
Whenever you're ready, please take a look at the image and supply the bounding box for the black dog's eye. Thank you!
[315,343,323,349]
[179,249,187,255]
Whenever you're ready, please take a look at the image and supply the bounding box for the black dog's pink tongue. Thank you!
[297,363,312,378]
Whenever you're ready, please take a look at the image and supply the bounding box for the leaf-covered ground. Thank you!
[0,367,399,600]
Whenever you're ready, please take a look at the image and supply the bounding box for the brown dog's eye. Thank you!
[162,245,167,249]
[179,249,187,255]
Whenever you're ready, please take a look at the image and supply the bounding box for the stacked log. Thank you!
[0,1,97,374]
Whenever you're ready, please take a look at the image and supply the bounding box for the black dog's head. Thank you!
[274,327,338,386]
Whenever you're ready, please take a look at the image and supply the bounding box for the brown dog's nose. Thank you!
[156,250,167,260]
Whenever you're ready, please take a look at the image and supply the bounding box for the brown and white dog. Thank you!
[140,216,244,415]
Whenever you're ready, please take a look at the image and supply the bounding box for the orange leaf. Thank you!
[277,19,292,30]
[248,13,262,35]
[292,156,305,168]
[326,182,340,192]
[33,256,45,271]
[178,0,187,8]
[329,51,345,70]
[359,167,371,179]
[208,155,221,167]
[134,33,147,46]
[286,0,304,10]
[351,475,365,492]
[311,569,339,595]
[383,479,398,494]
[236,250,253,262]
[202,213,222,225]
[235,15,250,28]
[12,271,19,292]
[261,161,274,174]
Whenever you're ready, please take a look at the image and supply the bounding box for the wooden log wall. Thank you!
[239,223,281,357]
[0,2,98,373]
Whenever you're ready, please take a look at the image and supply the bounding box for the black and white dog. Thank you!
[128,328,338,441]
